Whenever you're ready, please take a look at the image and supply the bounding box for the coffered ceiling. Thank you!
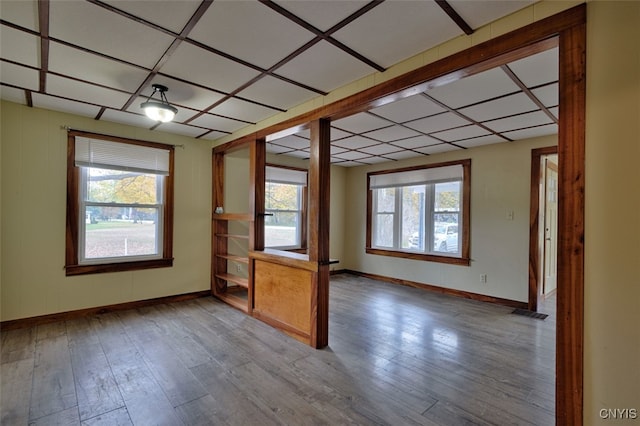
[0,0,557,166]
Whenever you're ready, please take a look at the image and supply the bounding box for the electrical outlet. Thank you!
[236,264,242,273]
[480,274,487,283]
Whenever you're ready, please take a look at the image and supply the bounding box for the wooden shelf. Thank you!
[216,254,249,263]
[216,273,248,288]
[213,213,253,221]
[215,233,249,240]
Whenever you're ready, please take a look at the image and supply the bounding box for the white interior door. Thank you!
[543,159,558,295]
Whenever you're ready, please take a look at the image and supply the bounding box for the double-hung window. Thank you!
[264,165,307,250]
[367,159,470,265]
[65,131,174,275]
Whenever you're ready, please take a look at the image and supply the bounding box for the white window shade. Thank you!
[266,166,307,186]
[370,164,463,189]
[75,137,170,175]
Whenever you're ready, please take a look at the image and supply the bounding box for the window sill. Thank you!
[366,247,470,266]
[65,258,174,276]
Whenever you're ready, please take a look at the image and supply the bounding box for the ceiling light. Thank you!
[141,84,178,123]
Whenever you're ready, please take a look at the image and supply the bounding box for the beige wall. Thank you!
[343,136,556,303]
[0,102,212,321]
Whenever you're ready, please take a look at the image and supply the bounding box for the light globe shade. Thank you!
[141,101,177,123]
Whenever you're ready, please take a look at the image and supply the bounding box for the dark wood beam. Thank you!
[501,64,559,124]
[435,0,474,35]
[38,0,50,92]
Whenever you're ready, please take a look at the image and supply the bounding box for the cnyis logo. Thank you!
[599,408,638,420]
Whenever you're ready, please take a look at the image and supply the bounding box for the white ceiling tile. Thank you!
[332,136,378,150]
[0,26,39,67]
[415,144,461,155]
[384,150,425,161]
[49,42,149,93]
[0,0,38,31]
[287,150,310,159]
[210,98,280,124]
[0,61,39,91]
[370,94,446,123]
[33,93,101,118]
[450,0,535,31]
[161,43,261,94]
[390,135,442,150]
[200,131,232,141]
[276,41,374,93]
[46,74,131,109]
[484,110,553,133]
[427,67,519,109]
[330,146,348,155]
[100,108,154,128]
[503,124,558,140]
[405,112,471,134]
[432,125,491,142]
[155,122,210,138]
[459,93,537,122]
[359,156,394,165]
[332,1,460,68]
[363,125,420,142]
[267,143,295,154]
[270,135,309,150]
[337,161,366,168]
[143,75,226,111]
[508,47,558,87]
[332,113,391,133]
[0,86,27,104]
[334,150,371,161]
[49,1,175,69]
[456,135,506,149]
[189,113,248,133]
[329,128,352,141]
[532,83,559,108]
[189,1,315,69]
[237,75,317,110]
[273,1,369,31]
[102,0,200,34]
[359,143,403,156]
[549,107,559,119]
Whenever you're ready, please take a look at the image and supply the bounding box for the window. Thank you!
[367,159,470,265]
[265,165,307,250]
[65,131,174,275]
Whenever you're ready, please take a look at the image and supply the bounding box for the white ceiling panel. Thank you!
[333,135,378,150]
[273,0,369,31]
[460,92,538,122]
[332,113,391,134]
[0,0,38,31]
[49,42,148,93]
[336,161,364,167]
[484,110,553,133]
[200,131,232,141]
[405,112,471,134]
[451,0,535,30]
[160,43,261,94]
[189,113,248,133]
[334,150,372,161]
[363,125,420,142]
[359,156,393,165]
[390,135,442,149]
[329,128,352,141]
[209,98,280,124]
[549,107,559,119]
[359,143,404,156]
[49,1,175,69]
[46,74,130,109]
[432,125,491,142]
[384,150,425,161]
[456,134,506,148]
[332,0,460,68]
[415,143,462,155]
[0,86,27,104]
[269,135,309,150]
[370,94,445,123]
[101,109,154,128]
[330,146,348,155]
[0,25,39,67]
[189,1,315,69]
[237,75,317,110]
[427,67,519,109]
[276,41,374,93]
[267,143,295,154]
[33,93,101,118]
[532,83,559,108]
[102,0,200,34]
[504,124,558,140]
[1,61,39,91]
[156,122,210,138]
[508,47,559,87]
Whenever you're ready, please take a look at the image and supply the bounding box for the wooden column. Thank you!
[308,118,331,348]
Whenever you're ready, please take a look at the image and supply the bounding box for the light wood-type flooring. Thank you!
[1,273,556,425]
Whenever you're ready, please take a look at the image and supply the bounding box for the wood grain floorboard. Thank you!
[0,273,556,425]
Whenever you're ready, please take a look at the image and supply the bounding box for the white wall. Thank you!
[0,102,212,321]
[343,136,556,303]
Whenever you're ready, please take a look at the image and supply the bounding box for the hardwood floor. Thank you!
[1,274,556,425]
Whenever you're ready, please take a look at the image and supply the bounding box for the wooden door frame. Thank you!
[529,145,559,312]
[221,5,586,424]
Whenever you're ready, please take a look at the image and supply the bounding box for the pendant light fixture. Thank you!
[140,84,178,123]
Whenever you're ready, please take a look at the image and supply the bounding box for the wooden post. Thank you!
[308,118,331,348]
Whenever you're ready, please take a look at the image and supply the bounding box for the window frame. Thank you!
[65,130,175,276]
[366,159,471,266]
[264,164,308,252]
